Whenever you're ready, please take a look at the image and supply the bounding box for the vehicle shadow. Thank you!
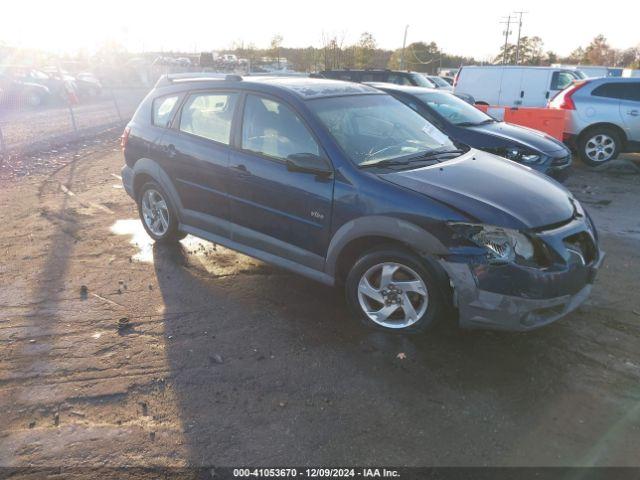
[152,241,574,465]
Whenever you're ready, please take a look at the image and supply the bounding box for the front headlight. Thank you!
[492,146,542,165]
[449,223,535,265]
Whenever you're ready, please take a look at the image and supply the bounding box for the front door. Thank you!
[228,93,334,269]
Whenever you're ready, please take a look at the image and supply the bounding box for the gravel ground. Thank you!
[0,138,639,468]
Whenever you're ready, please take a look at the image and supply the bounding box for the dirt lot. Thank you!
[0,137,639,468]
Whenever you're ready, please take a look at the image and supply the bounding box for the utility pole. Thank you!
[500,16,512,65]
[514,11,527,64]
[400,25,409,70]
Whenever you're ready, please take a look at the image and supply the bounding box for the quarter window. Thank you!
[592,82,640,101]
[152,95,179,127]
[179,92,238,144]
[241,95,320,161]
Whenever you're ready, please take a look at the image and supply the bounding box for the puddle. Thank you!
[109,218,266,275]
[110,219,155,262]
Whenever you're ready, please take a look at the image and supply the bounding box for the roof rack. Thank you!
[154,72,242,87]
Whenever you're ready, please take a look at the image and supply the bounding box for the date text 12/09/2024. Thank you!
[232,468,400,478]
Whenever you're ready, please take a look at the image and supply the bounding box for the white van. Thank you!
[453,66,582,107]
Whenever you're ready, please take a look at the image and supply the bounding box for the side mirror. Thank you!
[286,153,332,177]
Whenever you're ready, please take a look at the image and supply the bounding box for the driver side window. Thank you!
[241,94,320,161]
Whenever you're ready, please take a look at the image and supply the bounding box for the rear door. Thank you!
[497,68,523,106]
[617,82,640,141]
[518,69,552,107]
[227,93,334,268]
[156,90,239,236]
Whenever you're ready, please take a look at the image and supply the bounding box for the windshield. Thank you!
[308,94,457,166]
[411,74,436,88]
[415,91,494,126]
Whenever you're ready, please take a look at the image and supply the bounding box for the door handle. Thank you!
[232,164,250,177]
[629,110,639,117]
[545,91,550,99]
[520,90,524,98]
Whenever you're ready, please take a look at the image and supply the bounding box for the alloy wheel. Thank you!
[141,188,170,237]
[585,134,615,163]
[357,262,429,329]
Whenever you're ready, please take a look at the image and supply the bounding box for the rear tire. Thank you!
[579,127,621,166]
[345,247,446,334]
[137,181,185,243]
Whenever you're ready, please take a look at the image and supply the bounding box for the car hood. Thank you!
[380,150,575,229]
[465,121,567,155]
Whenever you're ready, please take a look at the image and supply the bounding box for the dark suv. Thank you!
[121,74,603,333]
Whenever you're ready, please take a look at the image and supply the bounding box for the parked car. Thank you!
[439,76,454,86]
[75,72,103,97]
[121,74,602,333]
[41,68,101,99]
[549,77,640,165]
[424,75,453,91]
[38,67,79,100]
[552,65,623,79]
[454,66,583,107]
[0,72,50,107]
[371,83,572,180]
[316,69,475,104]
[315,69,436,87]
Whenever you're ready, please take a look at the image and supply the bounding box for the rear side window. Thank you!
[179,92,238,144]
[152,95,179,127]
[592,82,640,101]
[241,94,320,161]
[550,72,575,91]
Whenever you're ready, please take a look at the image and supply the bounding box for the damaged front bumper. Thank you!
[440,217,604,331]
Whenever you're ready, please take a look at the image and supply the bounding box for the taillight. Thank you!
[549,81,588,110]
[120,125,131,150]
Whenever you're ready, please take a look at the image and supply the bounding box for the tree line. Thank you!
[232,33,639,73]
[495,34,640,67]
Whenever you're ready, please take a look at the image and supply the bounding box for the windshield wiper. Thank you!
[456,119,495,127]
[359,148,466,169]
[407,148,466,161]
[359,158,411,169]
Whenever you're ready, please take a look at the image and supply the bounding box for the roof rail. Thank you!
[154,72,242,88]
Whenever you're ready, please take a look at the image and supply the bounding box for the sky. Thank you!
[2,0,638,60]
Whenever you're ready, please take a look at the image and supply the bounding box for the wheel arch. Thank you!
[578,122,628,149]
[325,216,450,284]
[132,158,182,221]
[131,158,184,217]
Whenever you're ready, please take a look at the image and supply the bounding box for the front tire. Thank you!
[345,247,446,334]
[24,90,43,108]
[137,181,185,243]
[579,127,621,166]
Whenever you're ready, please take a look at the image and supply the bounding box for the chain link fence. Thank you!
[0,85,148,158]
